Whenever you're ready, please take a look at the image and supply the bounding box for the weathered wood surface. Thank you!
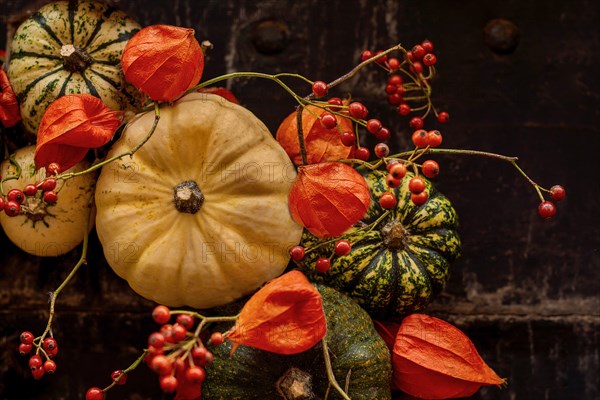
[1,0,598,399]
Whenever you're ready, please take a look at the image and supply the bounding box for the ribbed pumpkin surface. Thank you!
[298,170,461,321]
[203,284,392,400]
[7,0,141,133]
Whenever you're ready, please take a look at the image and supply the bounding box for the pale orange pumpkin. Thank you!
[94,93,303,309]
[0,145,96,257]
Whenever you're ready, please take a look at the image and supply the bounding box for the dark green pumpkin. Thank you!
[203,284,392,400]
[297,170,461,321]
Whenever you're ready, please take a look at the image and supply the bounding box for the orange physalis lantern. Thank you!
[0,69,21,128]
[288,162,371,238]
[392,314,506,399]
[226,270,327,355]
[35,94,121,173]
[121,25,204,102]
[276,104,355,165]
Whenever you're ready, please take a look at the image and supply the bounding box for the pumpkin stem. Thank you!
[20,196,53,227]
[381,220,407,250]
[173,180,204,214]
[275,367,314,400]
[60,44,92,72]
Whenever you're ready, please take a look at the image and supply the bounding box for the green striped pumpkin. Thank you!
[297,170,461,321]
[7,0,141,134]
[204,284,392,400]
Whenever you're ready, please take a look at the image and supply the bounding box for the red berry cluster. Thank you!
[84,305,227,399]
[18,331,58,380]
[538,184,566,219]
[290,238,352,273]
[362,41,449,129]
[146,305,223,394]
[0,163,61,217]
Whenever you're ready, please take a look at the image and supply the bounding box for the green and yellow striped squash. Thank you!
[297,170,461,321]
[7,0,141,134]
[203,284,392,400]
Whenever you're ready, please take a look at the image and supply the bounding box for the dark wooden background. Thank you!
[1,0,598,399]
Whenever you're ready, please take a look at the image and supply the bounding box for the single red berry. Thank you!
[386,160,399,172]
[152,305,171,324]
[43,337,58,357]
[387,57,400,70]
[148,345,164,357]
[312,80,328,97]
[159,375,178,393]
[385,83,398,95]
[7,189,25,204]
[18,343,33,355]
[29,355,43,369]
[23,184,38,196]
[43,191,58,204]
[388,93,403,106]
[411,191,429,206]
[176,314,195,330]
[42,337,57,352]
[412,129,428,148]
[423,53,437,66]
[366,119,382,134]
[398,103,411,116]
[289,245,306,261]
[348,102,368,119]
[85,387,105,400]
[386,174,401,189]
[201,350,214,366]
[379,192,397,209]
[173,357,186,375]
[388,75,403,86]
[389,163,408,180]
[411,44,426,60]
[426,130,443,147]
[31,367,45,380]
[151,354,173,376]
[43,360,57,374]
[538,201,557,219]
[191,346,209,364]
[437,111,450,123]
[111,369,127,385]
[0,197,5,211]
[340,131,356,147]
[46,163,61,176]
[334,240,352,256]
[422,160,440,178]
[210,332,224,346]
[422,39,434,53]
[409,176,427,194]
[410,61,424,74]
[409,116,424,130]
[41,178,57,192]
[374,143,390,158]
[172,323,187,342]
[375,127,391,141]
[406,50,414,62]
[360,50,373,62]
[186,366,206,384]
[354,147,370,161]
[160,324,176,343]
[327,97,343,111]
[374,50,388,64]
[549,185,566,202]
[148,332,166,348]
[315,258,331,273]
[20,331,35,345]
[320,112,337,129]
